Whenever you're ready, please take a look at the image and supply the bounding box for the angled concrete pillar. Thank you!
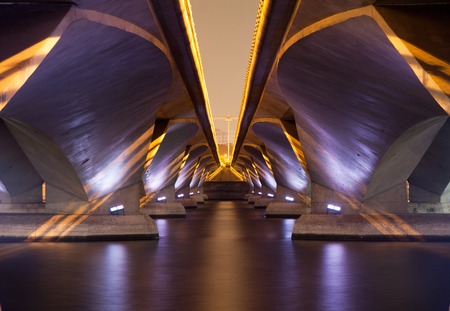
[141,185,186,218]
[45,183,89,214]
[362,182,408,214]
[311,182,408,214]
[254,185,274,208]
[265,185,311,217]
[176,185,197,208]
[89,183,141,215]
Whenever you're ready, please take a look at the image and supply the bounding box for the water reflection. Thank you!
[320,243,349,310]
[282,218,295,239]
[0,201,449,311]
[96,244,129,311]
[155,219,168,237]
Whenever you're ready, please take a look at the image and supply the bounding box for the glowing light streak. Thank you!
[0,37,61,111]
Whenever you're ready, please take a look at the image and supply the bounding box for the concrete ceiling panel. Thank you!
[278,16,447,199]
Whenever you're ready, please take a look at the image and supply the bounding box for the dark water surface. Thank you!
[0,200,449,311]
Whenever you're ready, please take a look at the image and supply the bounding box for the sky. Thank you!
[189,0,260,139]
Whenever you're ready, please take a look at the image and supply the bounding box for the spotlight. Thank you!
[285,196,294,202]
[157,196,166,202]
[189,192,194,195]
[267,193,274,198]
[109,205,124,215]
[258,191,262,195]
[177,194,184,198]
[327,204,341,213]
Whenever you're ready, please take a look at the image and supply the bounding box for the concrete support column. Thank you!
[90,183,141,215]
[11,185,42,204]
[176,185,197,208]
[176,186,190,199]
[311,182,408,214]
[311,183,361,214]
[45,183,89,214]
[0,185,45,213]
[363,182,408,214]
[261,185,274,197]
[409,184,440,203]
[265,185,311,217]
[275,184,310,203]
[141,185,186,217]
[408,183,450,213]
[154,186,176,202]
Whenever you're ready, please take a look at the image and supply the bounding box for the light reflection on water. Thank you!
[320,243,349,310]
[0,201,449,311]
[96,244,129,311]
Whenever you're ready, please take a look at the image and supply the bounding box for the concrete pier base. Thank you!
[176,198,198,209]
[292,214,450,241]
[0,214,158,241]
[247,195,261,204]
[254,198,274,209]
[191,195,205,204]
[265,202,310,218]
[141,202,186,218]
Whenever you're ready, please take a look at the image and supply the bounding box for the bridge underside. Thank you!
[0,0,449,241]
[232,0,450,239]
[0,0,221,240]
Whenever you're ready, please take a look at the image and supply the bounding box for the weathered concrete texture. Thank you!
[141,202,186,218]
[265,202,311,218]
[311,183,408,214]
[203,181,249,200]
[176,198,198,209]
[247,195,261,204]
[409,203,450,214]
[0,214,158,242]
[292,214,450,241]
[0,203,45,213]
[191,195,205,204]
[254,198,274,209]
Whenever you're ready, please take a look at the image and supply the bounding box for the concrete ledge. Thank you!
[292,214,450,241]
[247,195,261,204]
[0,214,158,242]
[0,203,46,213]
[254,198,274,209]
[176,198,198,209]
[141,202,186,218]
[191,195,205,204]
[265,202,311,218]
